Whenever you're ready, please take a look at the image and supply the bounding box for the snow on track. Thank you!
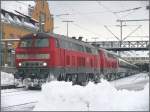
[1,101,38,111]
[1,89,41,111]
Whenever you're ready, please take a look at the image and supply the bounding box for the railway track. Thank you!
[1,87,41,111]
[1,101,38,111]
[1,88,27,94]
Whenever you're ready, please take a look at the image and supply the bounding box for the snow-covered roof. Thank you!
[1,1,35,16]
[1,8,38,31]
[1,1,38,31]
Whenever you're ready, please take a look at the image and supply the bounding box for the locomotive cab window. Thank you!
[34,38,49,47]
[86,47,92,53]
[20,39,33,47]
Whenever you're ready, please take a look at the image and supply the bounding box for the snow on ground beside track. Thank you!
[111,73,149,87]
[1,90,40,108]
[33,79,149,111]
[1,71,14,85]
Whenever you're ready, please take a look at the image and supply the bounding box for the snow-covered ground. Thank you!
[34,73,149,111]
[111,73,149,90]
[1,89,40,111]
[1,72,149,111]
[1,71,14,86]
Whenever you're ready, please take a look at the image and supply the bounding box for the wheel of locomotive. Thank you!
[80,74,89,86]
[94,74,101,84]
[65,74,71,82]
[69,74,72,81]
[105,74,110,81]
[112,73,116,80]
[57,74,61,81]
[109,73,113,81]
[72,74,78,85]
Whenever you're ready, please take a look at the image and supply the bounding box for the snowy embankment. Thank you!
[34,79,149,111]
[111,73,149,89]
[1,71,14,86]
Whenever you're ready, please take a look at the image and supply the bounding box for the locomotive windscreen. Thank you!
[20,38,32,47]
[35,38,49,47]
[19,38,49,47]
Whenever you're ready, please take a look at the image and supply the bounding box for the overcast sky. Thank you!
[1,1,149,42]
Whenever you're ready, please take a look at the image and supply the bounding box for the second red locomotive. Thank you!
[14,32,138,88]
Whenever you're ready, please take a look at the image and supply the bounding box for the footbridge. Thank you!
[88,41,149,51]
[122,57,149,64]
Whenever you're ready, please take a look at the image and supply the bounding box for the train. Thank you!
[14,32,139,88]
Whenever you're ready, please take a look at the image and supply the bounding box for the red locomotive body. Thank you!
[14,32,138,88]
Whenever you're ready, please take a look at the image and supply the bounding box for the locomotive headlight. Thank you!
[18,62,22,66]
[43,62,47,66]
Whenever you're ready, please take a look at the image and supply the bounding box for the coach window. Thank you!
[80,45,84,52]
[67,42,72,50]
[74,44,79,51]
[86,47,92,53]
[69,42,73,50]
[93,49,98,55]
[61,40,65,48]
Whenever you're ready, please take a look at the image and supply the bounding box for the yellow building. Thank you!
[1,0,54,66]
[32,0,54,33]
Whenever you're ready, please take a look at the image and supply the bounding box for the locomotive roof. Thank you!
[48,33,97,49]
[21,32,96,49]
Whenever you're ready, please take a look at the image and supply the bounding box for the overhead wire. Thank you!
[52,2,148,41]
[55,13,104,38]
[113,7,142,13]
[96,1,120,20]
[16,1,34,6]
[72,22,104,37]
[54,2,105,38]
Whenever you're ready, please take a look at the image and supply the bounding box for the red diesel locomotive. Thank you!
[14,32,138,88]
